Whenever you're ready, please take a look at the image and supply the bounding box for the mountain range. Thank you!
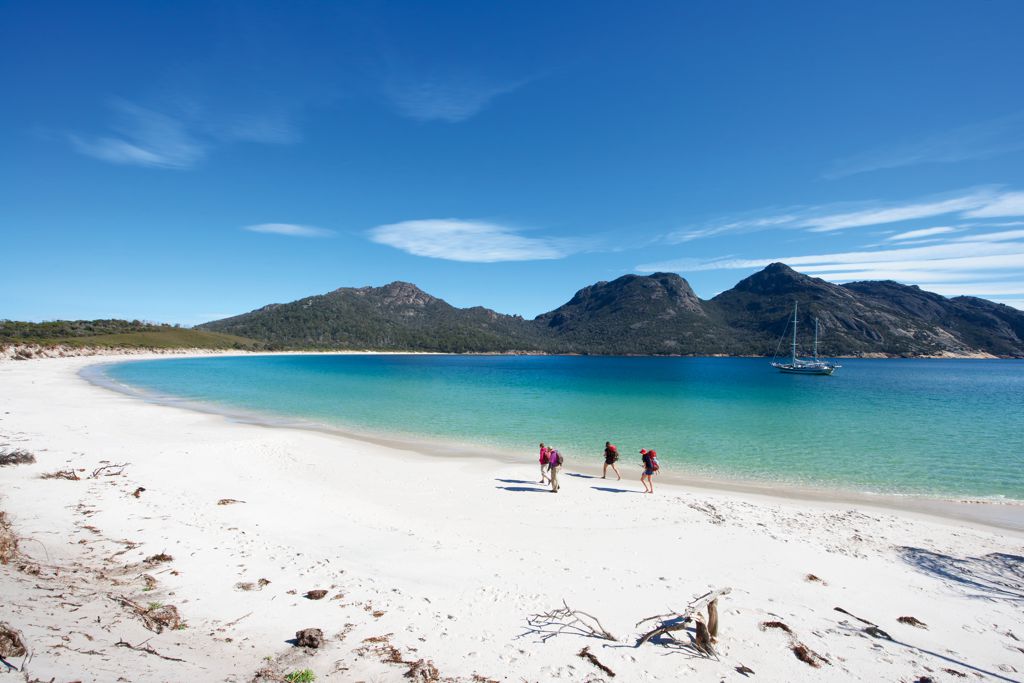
[197,263,1024,357]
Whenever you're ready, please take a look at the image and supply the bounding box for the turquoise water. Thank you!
[100,355,1024,500]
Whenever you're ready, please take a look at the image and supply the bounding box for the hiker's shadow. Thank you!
[495,485,550,493]
[496,478,541,485]
[899,547,1024,602]
[565,472,597,479]
[592,486,642,494]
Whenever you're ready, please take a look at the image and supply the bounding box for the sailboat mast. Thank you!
[813,318,819,361]
[791,302,798,363]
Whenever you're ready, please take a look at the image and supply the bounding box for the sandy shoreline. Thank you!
[2,354,1023,682]
[82,353,1024,533]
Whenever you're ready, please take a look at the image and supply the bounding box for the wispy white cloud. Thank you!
[641,240,1024,274]
[922,283,1024,297]
[666,187,1024,243]
[383,73,527,123]
[666,214,799,243]
[886,226,958,241]
[805,194,990,232]
[71,101,205,169]
[368,219,570,262]
[953,229,1024,243]
[962,191,1024,218]
[825,112,1024,179]
[71,99,299,169]
[243,223,334,237]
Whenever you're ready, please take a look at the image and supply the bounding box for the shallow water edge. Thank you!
[81,356,1024,533]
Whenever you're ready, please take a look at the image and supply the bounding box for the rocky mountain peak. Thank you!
[352,281,439,307]
[730,262,811,294]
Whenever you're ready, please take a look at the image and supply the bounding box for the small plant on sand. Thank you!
[147,601,163,611]
[284,670,316,683]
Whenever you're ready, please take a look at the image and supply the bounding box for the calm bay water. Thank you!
[100,355,1024,500]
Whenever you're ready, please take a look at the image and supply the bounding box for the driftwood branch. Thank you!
[524,600,616,642]
[636,587,731,648]
[115,638,186,662]
[707,597,719,640]
[693,619,714,656]
[636,616,690,646]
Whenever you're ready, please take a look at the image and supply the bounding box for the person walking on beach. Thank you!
[548,447,563,493]
[640,448,659,494]
[602,441,621,480]
[538,443,551,484]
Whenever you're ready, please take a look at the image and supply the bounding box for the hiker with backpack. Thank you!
[538,442,551,484]
[547,447,564,493]
[602,441,621,480]
[640,448,659,494]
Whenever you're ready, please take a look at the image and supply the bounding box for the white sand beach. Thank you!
[1,354,1022,682]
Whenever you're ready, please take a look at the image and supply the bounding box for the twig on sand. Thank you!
[90,463,129,478]
[115,638,186,662]
[578,646,616,677]
[222,612,253,629]
[524,600,617,642]
[834,606,894,640]
[40,469,80,480]
[833,606,874,625]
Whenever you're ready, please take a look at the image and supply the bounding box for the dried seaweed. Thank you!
[0,449,35,467]
[577,646,615,677]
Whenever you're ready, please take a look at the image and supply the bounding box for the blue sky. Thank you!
[3,1,1024,323]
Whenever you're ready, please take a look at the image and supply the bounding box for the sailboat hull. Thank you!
[772,362,837,375]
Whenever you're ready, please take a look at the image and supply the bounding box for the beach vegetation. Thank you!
[0,319,260,350]
[284,669,316,682]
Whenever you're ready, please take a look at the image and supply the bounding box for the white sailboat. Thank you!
[771,302,840,375]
